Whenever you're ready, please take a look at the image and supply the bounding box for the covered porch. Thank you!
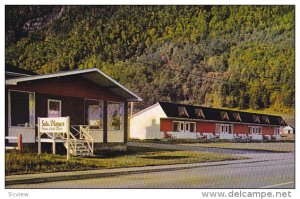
[5,68,142,155]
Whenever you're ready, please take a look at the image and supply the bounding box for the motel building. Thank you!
[130,102,287,140]
[5,65,142,156]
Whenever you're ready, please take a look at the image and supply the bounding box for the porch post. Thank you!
[7,90,11,127]
[66,116,70,160]
[103,101,108,143]
[124,102,128,143]
[130,102,134,117]
[52,139,56,155]
[38,118,41,154]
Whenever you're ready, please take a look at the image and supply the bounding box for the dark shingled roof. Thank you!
[158,101,286,126]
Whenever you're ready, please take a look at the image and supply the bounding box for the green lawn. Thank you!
[5,146,245,176]
[180,142,295,152]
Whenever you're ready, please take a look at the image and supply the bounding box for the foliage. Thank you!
[5,5,295,111]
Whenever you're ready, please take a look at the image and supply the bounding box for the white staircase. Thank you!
[64,140,93,156]
[38,125,94,157]
[66,125,94,156]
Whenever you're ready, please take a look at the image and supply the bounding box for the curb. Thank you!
[5,159,269,186]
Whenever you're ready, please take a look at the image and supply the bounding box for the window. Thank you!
[195,108,205,119]
[173,122,179,131]
[220,111,229,120]
[10,91,35,127]
[216,124,233,134]
[190,123,195,132]
[172,121,196,132]
[180,123,184,131]
[249,126,262,134]
[185,123,190,132]
[48,99,61,117]
[274,128,280,135]
[107,102,124,131]
[277,118,286,126]
[263,116,270,124]
[173,121,184,132]
[178,107,189,117]
[253,115,261,123]
[85,99,103,129]
[233,113,242,122]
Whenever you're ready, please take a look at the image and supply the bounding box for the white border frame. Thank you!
[248,125,263,135]
[47,99,62,117]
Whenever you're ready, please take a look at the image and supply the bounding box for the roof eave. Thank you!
[5,68,143,102]
[94,68,142,102]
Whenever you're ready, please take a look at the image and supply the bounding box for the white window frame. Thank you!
[107,101,124,131]
[8,90,35,128]
[180,122,184,132]
[217,124,233,134]
[189,122,196,133]
[173,121,185,132]
[84,98,104,129]
[47,99,62,117]
[248,126,262,135]
[274,127,280,135]
[185,123,190,132]
[173,121,196,132]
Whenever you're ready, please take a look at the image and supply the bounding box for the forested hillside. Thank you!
[5,5,295,113]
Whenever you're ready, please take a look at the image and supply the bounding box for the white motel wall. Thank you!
[129,103,166,140]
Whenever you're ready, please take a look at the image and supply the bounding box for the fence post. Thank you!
[18,133,22,153]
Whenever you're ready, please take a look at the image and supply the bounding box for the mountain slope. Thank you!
[5,5,295,112]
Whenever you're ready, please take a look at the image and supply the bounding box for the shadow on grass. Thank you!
[93,146,175,158]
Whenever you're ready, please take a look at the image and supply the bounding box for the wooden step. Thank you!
[76,151,93,156]
[63,138,93,156]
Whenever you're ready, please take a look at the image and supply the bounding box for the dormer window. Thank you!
[253,115,260,123]
[262,116,270,124]
[233,113,242,122]
[220,111,229,120]
[178,107,189,117]
[277,118,286,126]
[195,108,205,119]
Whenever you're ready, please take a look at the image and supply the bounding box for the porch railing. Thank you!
[68,131,77,156]
[71,125,94,155]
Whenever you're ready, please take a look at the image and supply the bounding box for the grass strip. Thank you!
[5,146,245,175]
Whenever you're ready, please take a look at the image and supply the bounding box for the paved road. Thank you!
[7,152,294,189]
